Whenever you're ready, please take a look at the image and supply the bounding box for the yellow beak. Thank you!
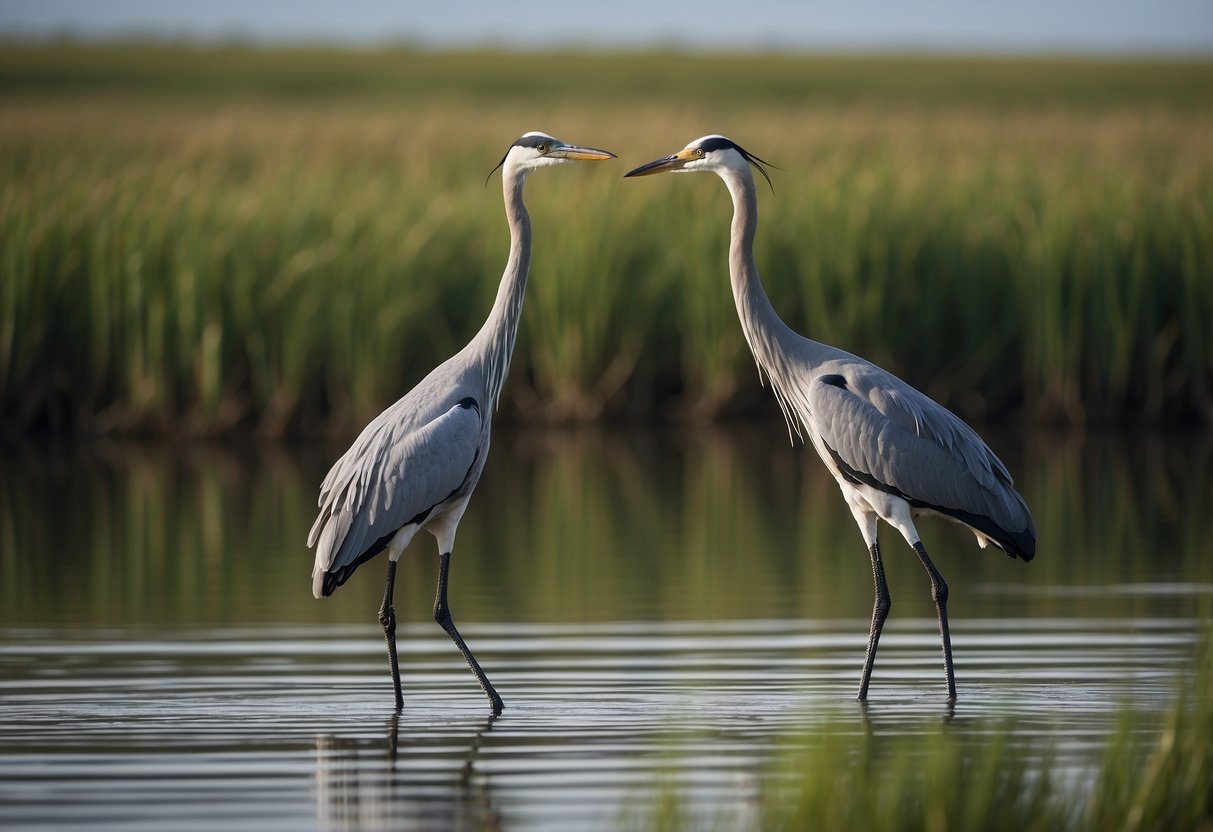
[550,144,617,161]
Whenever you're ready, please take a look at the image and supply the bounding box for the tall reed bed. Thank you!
[1,50,1211,434]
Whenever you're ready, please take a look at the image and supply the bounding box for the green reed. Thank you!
[1,47,1211,434]
[636,637,1212,832]
[775,637,1212,832]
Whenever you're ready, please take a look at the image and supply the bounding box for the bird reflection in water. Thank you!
[315,713,500,831]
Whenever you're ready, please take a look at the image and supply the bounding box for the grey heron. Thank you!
[309,132,616,714]
[626,135,1035,701]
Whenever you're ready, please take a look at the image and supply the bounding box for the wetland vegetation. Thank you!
[2,45,1210,434]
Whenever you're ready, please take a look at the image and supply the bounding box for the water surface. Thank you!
[1,427,1210,830]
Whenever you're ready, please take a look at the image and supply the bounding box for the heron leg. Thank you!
[912,541,956,701]
[378,560,404,711]
[433,552,504,715]
[857,542,892,701]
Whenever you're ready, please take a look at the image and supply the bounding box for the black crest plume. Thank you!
[699,136,778,192]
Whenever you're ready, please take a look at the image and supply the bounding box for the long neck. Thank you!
[473,163,531,406]
[719,165,799,373]
[720,165,842,436]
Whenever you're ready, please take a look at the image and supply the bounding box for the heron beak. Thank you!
[624,150,693,177]
[550,144,617,162]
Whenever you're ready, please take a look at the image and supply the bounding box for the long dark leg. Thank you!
[857,542,892,701]
[378,560,403,711]
[434,552,504,715]
[912,541,956,701]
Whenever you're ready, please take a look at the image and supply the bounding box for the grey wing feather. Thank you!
[308,399,481,594]
[807,364,1035,549]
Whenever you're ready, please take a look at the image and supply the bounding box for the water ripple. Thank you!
[0,616,1201,831]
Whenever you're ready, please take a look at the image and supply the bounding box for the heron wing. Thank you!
[807,365,1031,542]
[308,397,482,593]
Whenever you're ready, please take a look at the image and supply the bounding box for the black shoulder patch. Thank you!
[457,397,480,413]
[819,374,848,389]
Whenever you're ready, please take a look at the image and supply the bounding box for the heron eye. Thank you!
[536,144,548,153]
[694,148,705,158]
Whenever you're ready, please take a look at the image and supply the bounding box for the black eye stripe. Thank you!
[696,136,737,153]
[692,137,777,191]
[514,135,555,150]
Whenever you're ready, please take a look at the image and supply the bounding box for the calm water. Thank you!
[1,427,1210,830]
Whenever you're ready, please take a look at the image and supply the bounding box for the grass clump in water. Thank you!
[640,639,1212,832]
[760,727,1062,832]
[1084,642,1213,832]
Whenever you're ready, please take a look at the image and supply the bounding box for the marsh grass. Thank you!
[1084,639,1213,832]
[763,728,1063,832]
[2,47,1211,433]
[635,638,1213,832]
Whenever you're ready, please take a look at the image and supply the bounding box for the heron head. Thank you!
[624,135,774,189]
[487,131,616,181]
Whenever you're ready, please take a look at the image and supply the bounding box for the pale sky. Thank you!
[1,0,1211,53]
